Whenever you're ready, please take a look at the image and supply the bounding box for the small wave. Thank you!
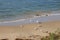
[0,13,60,24]
[0,19,26,23]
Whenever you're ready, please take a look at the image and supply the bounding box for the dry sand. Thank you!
[0,21,60,40]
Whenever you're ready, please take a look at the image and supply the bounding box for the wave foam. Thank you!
[0,13,60,24]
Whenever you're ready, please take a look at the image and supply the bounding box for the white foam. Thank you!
[0,13,60,24]
[0,19,26,23]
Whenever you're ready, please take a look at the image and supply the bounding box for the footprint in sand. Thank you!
[34,25,42,31]
[29,35,41,39]
[20,25,24,28]
[37,25,42,27]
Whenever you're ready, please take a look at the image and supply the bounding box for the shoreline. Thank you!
[0,13,60,25]
[0,13,60,23]
[0,21,60,40]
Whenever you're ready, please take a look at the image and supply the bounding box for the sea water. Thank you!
[0,0,60,21]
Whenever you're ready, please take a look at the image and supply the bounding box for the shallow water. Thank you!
[0,0,60,21]
[0,15,60,26]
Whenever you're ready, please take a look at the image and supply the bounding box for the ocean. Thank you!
[0,0,60,21]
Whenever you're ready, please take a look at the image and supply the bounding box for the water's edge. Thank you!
[0,13,60,26]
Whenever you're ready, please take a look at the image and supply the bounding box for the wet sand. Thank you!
[0,21,60,40]
[0,13,60,26]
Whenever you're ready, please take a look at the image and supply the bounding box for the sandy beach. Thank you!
[0,21,60,40]
[0,0,60,40]
[0,14,60,40]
